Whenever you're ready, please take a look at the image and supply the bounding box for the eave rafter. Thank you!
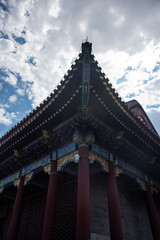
[89,59,160,158]
[0,53,82,149]
[0,40,159,183]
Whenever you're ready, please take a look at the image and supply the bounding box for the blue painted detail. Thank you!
[57,143,76,159]
[0,143,76,188]
[0,171,21,187]
[21,154,51,176]
[116,156,146,181]
[91,144,108,159]
[91,144,149,183]
[52,151,57,160]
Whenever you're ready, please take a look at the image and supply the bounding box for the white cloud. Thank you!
[9,94,17,103]
[0,104,9,108]
[0,38,15,52]
[0,0,160,135]
[16,88,25,96]
[4,72,18,86]
[48,0,61,17]
[147,108,160,135]
[0,108,16,126]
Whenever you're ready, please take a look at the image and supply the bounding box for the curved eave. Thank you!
[0,56,83,160]
[125,99,158,135]
[90,61,160,157]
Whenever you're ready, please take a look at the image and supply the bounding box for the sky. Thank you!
[0,0,160,137]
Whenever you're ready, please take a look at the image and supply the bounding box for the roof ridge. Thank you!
[0,53,81,145]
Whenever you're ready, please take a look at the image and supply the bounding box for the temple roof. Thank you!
[125,99,158,135]
[0,41,160,181]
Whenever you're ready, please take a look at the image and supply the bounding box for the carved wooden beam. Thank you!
[42,130,50,139]
[13,149,21,158]
[115,131,124,140]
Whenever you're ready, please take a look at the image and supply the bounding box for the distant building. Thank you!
[0,41,160,240]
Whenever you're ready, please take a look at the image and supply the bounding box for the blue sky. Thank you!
[0,0,160,137]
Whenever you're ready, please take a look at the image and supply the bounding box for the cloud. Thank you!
[4,71,18,86]
[0,0,160,135]
[0,103,9,108]
[9,94,17,103]
[147,107,160,135]
[0,108,16,126]
[16,88,25,96]
[0,38,15,52]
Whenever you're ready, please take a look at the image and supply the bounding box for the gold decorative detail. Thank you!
[151,186,158,194]
[89,152,109,172]
[137,178,146,191]
[14,179,21,188]
[0,187,4,193]
[115,166,124,177]
[150,157,156,164]
[57,151,78,170]
[43,163,52,175]
[73,132,82,145]
[24,172,34,185]
[85,133,95,145]
[42,130,50,139]
[14,149,20,157]
[115,131,124,140]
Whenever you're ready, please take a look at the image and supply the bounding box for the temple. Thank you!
[0,41,160,240]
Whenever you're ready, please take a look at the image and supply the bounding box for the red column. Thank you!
[76,144,90,240]
[145,184,160,240]
[42,160,58,240]
[7,176,25,240]
[106,161,123,240]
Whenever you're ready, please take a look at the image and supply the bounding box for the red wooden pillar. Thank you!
[76,144,90,240]
[42,160,58,240]
[106,161,123,240]
[7,176,25,240]
[145,183,160,240]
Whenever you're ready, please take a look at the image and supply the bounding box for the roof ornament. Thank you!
[81,40,92,131]
[82,40,92,56]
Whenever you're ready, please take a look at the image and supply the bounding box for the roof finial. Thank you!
[81,40,92,55]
